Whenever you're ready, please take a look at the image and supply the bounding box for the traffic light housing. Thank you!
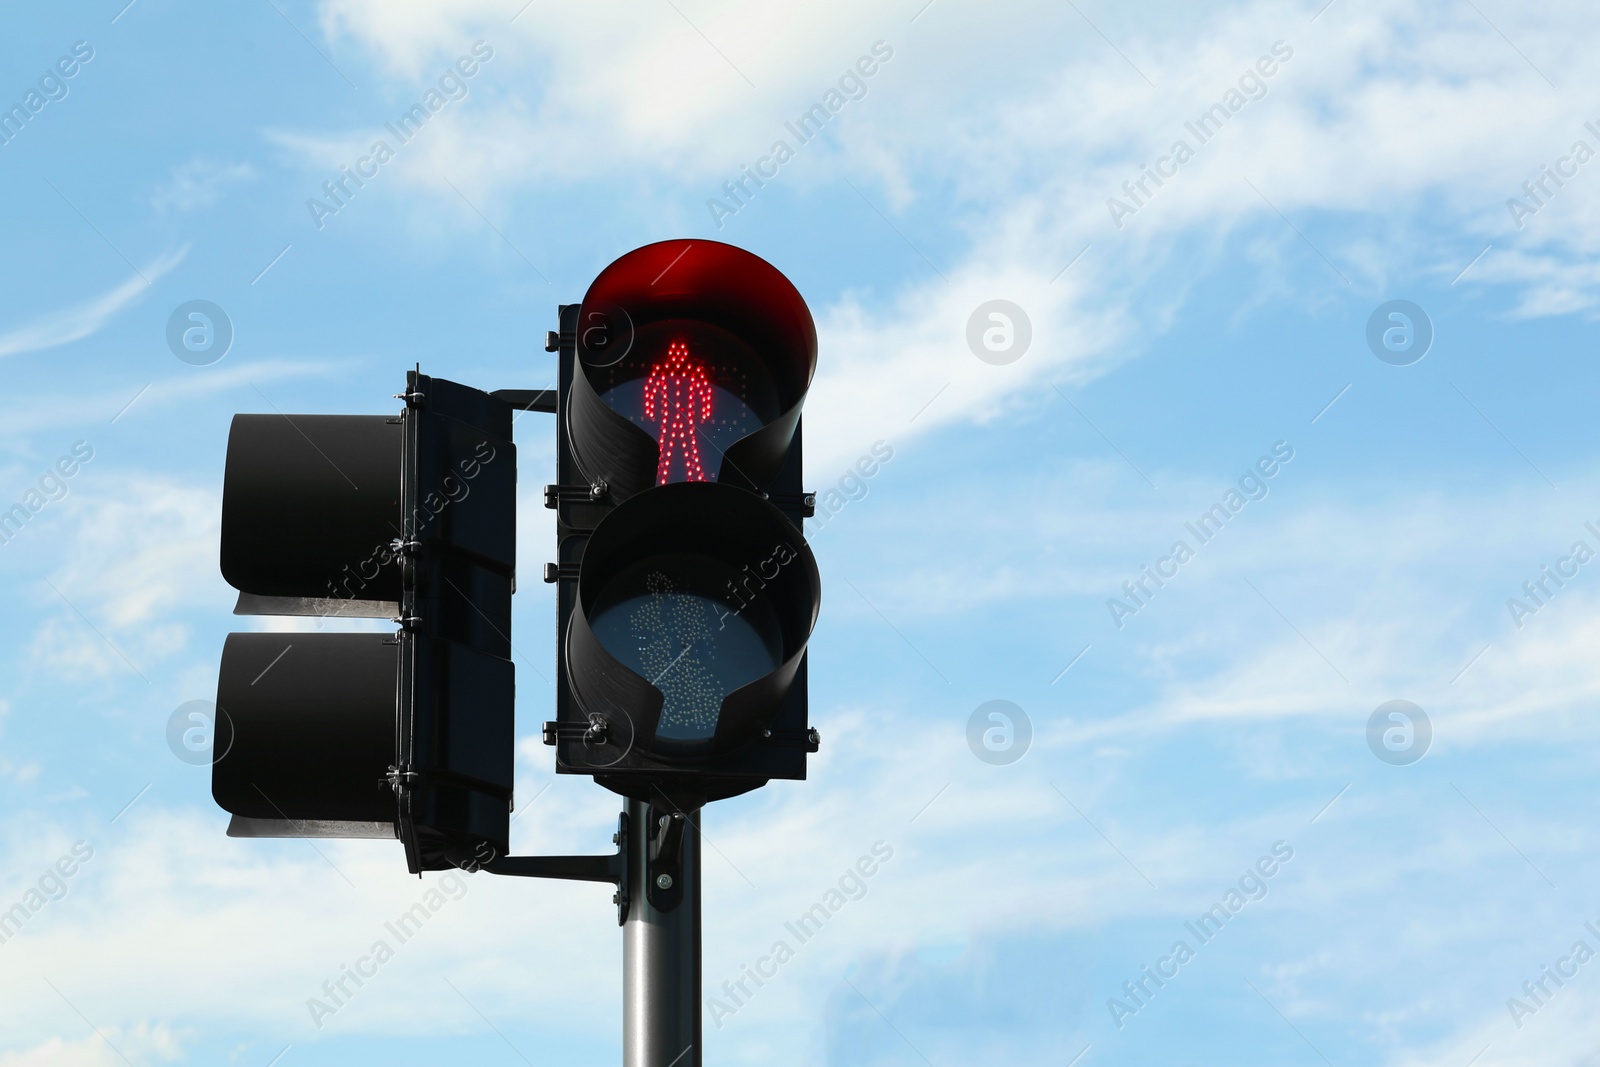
[213,372,516,873]
[205,239,824,1067]
[544,240,822,810]
[210,240,821,864]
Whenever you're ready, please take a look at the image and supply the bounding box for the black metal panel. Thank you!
[212,632,399,824]
[420,374,514,439]
[396,373,518,872]
[418,555,513,658]
[397,617,515,862]
[221,414,404,607]
[410,379,516,570]
[407,634,515,799]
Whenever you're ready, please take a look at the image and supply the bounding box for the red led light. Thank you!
[644,341,713,485]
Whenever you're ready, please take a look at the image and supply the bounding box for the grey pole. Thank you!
[624,797,701,1067]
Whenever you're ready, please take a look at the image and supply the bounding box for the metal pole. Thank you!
[624,798,701,1067]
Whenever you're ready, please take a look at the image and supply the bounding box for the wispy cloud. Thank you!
[304,0,1600,473]
[2,358,341,437]
[150,159,256,213]
[0,248,187,360]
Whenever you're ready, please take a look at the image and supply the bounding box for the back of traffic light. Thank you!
[212,372,516,873]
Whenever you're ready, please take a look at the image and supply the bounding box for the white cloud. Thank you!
[24,475,223,681]
[291,0,1600,472]
[0,1025,181,1067]
[0,451,1593,1058]
[5,358,338,436]
[0,250,187,361]
[150,158,256,213]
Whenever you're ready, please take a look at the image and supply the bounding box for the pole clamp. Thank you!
[647,808,688,913]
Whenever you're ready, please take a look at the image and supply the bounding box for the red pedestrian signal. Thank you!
[547,240,822,810]
[645,340,714,484]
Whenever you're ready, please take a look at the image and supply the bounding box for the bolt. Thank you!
[656,873,673,890]
[545,330,560,352]
[763,728,772,738]
[807,727,821,746]
[612,891,621,904]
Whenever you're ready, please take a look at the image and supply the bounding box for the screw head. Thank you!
[655,873,674,890]
[807,727,822,746]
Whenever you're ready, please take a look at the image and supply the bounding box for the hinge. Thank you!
[544,480,608,508]
[543,562,581,584]
[543,714,611,746]
[763,726,821,751]
[767,491,816,518]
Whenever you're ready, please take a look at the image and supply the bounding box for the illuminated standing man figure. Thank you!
[645,340,714,484]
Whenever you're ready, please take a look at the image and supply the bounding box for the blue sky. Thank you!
[3,0,1600,1064]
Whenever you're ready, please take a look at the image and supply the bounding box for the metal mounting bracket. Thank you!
[481,809,632,924]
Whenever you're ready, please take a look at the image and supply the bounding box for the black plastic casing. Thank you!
[549,304,820,811]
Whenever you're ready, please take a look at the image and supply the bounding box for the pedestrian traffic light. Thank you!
[212,372,517,873]
[204,241,824,1065]
[543,239,823,810]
